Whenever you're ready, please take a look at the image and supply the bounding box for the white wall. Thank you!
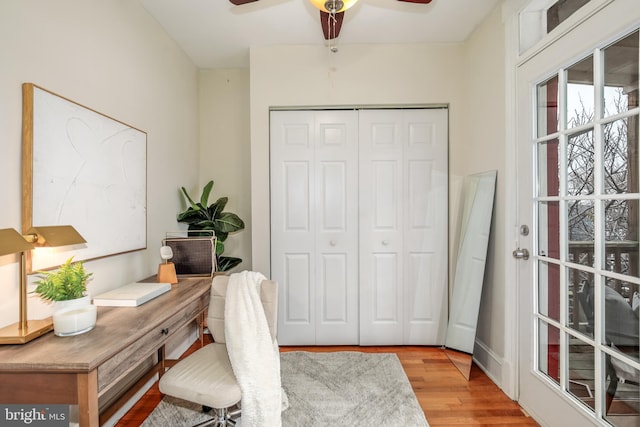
[198,69,252,271]
[456,4,509,383]
[0,1,199,327]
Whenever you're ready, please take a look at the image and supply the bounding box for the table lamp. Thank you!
[0,225,86,344]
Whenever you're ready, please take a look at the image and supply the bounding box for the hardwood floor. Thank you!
[115,338,539,426]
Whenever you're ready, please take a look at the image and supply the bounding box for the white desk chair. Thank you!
[159,275,278,426]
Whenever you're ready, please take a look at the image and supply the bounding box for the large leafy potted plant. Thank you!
[32,257,97,336]
[177,180,245,272]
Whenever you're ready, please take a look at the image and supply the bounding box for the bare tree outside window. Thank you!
[567,86,639,293]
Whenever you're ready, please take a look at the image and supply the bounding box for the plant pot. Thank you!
[53,295,97,337]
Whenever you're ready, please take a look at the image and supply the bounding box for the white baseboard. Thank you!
[102,376,158,427]
[473,338,511,396]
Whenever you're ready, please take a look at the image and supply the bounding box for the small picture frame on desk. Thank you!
[163,232,216,278]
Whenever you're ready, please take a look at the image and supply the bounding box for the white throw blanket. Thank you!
[225,271,283,427]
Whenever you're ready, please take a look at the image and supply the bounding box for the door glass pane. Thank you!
[567,129,595,195]
[539,261,560,321]
[604,356,640,422]
[603,280,640,362]
[568,336,596,411]
[539,201,560,259]
[604,30,639,117]
[538,138,560,196]
[604,118,639,194]
[539,319,561,384]
[546,0,591,34]
[567,56,594,129]
[604,199,640,279]
[537,75,559,137]
[568,268,594,339]
[568,200,595,266]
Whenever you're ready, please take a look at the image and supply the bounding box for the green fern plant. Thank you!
[32,257,93,302]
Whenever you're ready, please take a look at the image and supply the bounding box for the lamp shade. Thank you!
[309,0,358,13]
[0,225,85,344]
[24,225,86,247]
[0,228,34,256]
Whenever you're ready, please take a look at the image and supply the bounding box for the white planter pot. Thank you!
[53,295,97,337]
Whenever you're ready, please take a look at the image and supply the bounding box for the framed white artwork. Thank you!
[22,83,147,272]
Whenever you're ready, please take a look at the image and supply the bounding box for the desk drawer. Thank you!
[97,295,208,393]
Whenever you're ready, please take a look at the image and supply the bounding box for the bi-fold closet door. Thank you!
[270,108,448,346]
[270,110,359,345]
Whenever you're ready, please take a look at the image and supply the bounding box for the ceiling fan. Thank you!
[229,0,433,41]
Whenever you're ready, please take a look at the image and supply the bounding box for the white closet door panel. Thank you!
[316,252,353,344]
[406,252,433,320]
[369,119,401,149]
[318,122,348,147]
[404,159,446,344]
[365,253,403,345]
[275,253,314,345]
[283,253,312,322]
[271,110,358,345]
[373,254,399,320]
[373,161,400,229]
[404,252,440,343]
[270,111,316,345]
[316,160,356,344]
[320,253,349,321]
[360,109,448,345]
[314,110,359,345]
[405,115,437,158]
[408,160,432,229]
[402,109,448,345]
[284,162,310,230]
[319,162,346,231]
[359,110,404,344]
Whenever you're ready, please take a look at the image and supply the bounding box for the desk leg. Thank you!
[199,312,205,347]
[77,371,99,426]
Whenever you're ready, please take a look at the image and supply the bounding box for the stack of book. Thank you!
[93,282,172,307]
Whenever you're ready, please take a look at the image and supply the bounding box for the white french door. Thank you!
[516,1,640,426]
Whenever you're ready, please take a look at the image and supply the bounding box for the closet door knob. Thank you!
[382,240,389,246]
[329,240,336,246]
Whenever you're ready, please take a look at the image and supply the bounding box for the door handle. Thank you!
[512,248,530,260]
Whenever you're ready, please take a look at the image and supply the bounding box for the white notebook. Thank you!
[93,282,172,307]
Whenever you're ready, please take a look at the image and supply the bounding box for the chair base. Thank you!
[194,406,240,427]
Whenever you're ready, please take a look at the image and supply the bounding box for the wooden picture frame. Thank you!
[162,236,216,278]
[22,83,147,272]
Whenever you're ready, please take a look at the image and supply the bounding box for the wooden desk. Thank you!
[0,277,211,426]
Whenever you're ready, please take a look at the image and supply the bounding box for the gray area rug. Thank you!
[142,351,428,427]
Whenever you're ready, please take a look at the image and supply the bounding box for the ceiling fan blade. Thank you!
[397,0,433,3]
[320,11,345,40]
[229,0,259,5]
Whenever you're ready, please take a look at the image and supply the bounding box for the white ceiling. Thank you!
[139,0,501,69]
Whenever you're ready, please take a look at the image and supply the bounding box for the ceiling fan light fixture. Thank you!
[309,0,358,14]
